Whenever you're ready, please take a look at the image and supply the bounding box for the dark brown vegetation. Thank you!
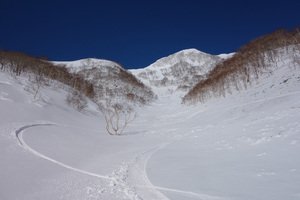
[0,51,144,134]
[0,50,95,100]
[66,90,88,111]
[76,59,156,105]
[0,50,155,110]
[182,27,300,105]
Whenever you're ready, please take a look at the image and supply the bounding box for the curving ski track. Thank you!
[15,123,112,180]
[15,124,229,199]
[14,124,169,199]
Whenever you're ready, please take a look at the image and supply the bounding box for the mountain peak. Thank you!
[144,48,220,71]
[172,48,210,58]
[130,48,224,98]
[178,48,201,54]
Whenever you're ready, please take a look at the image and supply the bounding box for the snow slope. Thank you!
[53,58,123,73]
[130,49,231,98]
[1,49,300,200]
[54,58,155,106]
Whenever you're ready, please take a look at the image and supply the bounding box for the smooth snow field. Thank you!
[1,60,300,199]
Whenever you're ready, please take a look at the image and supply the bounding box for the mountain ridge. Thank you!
[52,48,232,101]
[53,57,156,107]
[130,48,232,98]
[1,29,300,200]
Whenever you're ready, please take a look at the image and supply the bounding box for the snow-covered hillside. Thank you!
[1,47,300,200]
[54,58,156,106]
[130,49,233,98]
[53,58,123,74]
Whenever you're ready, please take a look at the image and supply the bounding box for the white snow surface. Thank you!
[53,58,123,73]
[130,49,227,99]
[217,53,235,59]
[1,50,300,200]
[130,49,222,79]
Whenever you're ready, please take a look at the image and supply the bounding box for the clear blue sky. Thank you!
[1,0,299,69]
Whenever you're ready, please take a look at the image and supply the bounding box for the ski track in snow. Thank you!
[14,123,227,199]
[151,186,229,200]
[107,143,171,200]
[12,89,300,199]
[14,124,190,199]
[15,123,112,180]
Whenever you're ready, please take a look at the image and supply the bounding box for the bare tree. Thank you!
[99,101,138,136]
[24,73,45,100]
[33,73,44,99]
[66,90,88,111]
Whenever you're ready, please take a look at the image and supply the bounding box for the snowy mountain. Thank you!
[130,48,233,98]
[1,29,300,199]
[1,47,300,199]
[53,58,156,106]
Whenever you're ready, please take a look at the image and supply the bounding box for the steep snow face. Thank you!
[147,48,218,69]
[54,58,155,106]
[130,49,228,98]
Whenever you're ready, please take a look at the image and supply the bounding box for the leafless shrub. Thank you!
[66,90,88,111]
[98,101,138,136]
[32,73,45,99]
[74,61,155,106]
